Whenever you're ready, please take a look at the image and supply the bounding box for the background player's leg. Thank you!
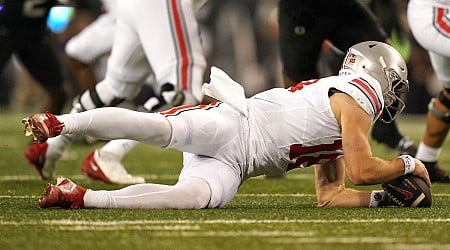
[415,53,450,182]
[124,0,206,103]
[81,0,208,185]
[17,37,67,114]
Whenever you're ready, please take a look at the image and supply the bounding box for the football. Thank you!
[382,174,432,207]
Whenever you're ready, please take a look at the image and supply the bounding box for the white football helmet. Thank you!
[339,41,409,123]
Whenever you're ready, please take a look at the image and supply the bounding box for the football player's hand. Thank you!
[412,158,431,188]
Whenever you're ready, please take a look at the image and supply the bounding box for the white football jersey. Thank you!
[245,73,383,178]
[165,73,383,181]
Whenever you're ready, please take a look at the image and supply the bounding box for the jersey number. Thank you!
[23,0,47,18]
[287,140,342,170]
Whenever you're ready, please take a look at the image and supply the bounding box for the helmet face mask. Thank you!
[339,41,409,123]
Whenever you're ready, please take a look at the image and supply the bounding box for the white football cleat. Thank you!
[81,149,145,185]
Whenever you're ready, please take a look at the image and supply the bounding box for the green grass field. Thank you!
[0,111,449,250]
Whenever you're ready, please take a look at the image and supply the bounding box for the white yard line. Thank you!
[1,218,450,226]
[269,238,450,249]
[0,218,448,247]
[0,220,449,248]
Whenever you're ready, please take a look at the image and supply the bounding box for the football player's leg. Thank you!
[278,0,323,86]
[53,18,150,153]
[72,18,150,114]
[163,103,244,157]
[415,52,450,183]
[83,154,240,209]
[18,37,68,114]
[407,1,450,182]
[51,102,238,159]
[84,176,210,209]
[315,159,373,207]
[59,101,237,152]
[65,13,115,65]
[84,0,208,182]
[65,13,116,91]
[56,107,171,147]
[96,140,140,161]
[125,0,206,105]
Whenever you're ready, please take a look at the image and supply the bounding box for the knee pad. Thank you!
[428,89,450,123]
[73,83,125,112]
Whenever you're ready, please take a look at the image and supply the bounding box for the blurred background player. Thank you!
[277,0,417,156]
[66,0,207,185]
[407,0,450,182]
[23,0,207,184]
[0,0,69,114]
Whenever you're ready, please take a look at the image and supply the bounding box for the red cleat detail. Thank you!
[81,150,145,185]
[22,112,64,143]
[39,177,86,209]
[81,151,116,185]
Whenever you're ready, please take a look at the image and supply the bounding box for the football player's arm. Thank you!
[315,158,373,207]
[332,93,431,186]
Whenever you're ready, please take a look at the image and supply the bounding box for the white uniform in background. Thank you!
[89,0,206,170]
[407,0,450,85]
[407,0,450,182]
[91,0,206,102]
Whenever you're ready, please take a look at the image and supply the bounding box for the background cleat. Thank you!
[24,142,57,180]
[396,137,418,156]
[424,162,450,183]
[81,149,145,185]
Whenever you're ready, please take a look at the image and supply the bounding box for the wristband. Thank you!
[398,155,416,175]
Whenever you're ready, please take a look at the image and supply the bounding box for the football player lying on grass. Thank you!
[23,41,431,209]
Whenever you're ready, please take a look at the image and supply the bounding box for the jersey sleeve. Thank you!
[337,75,384,121]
